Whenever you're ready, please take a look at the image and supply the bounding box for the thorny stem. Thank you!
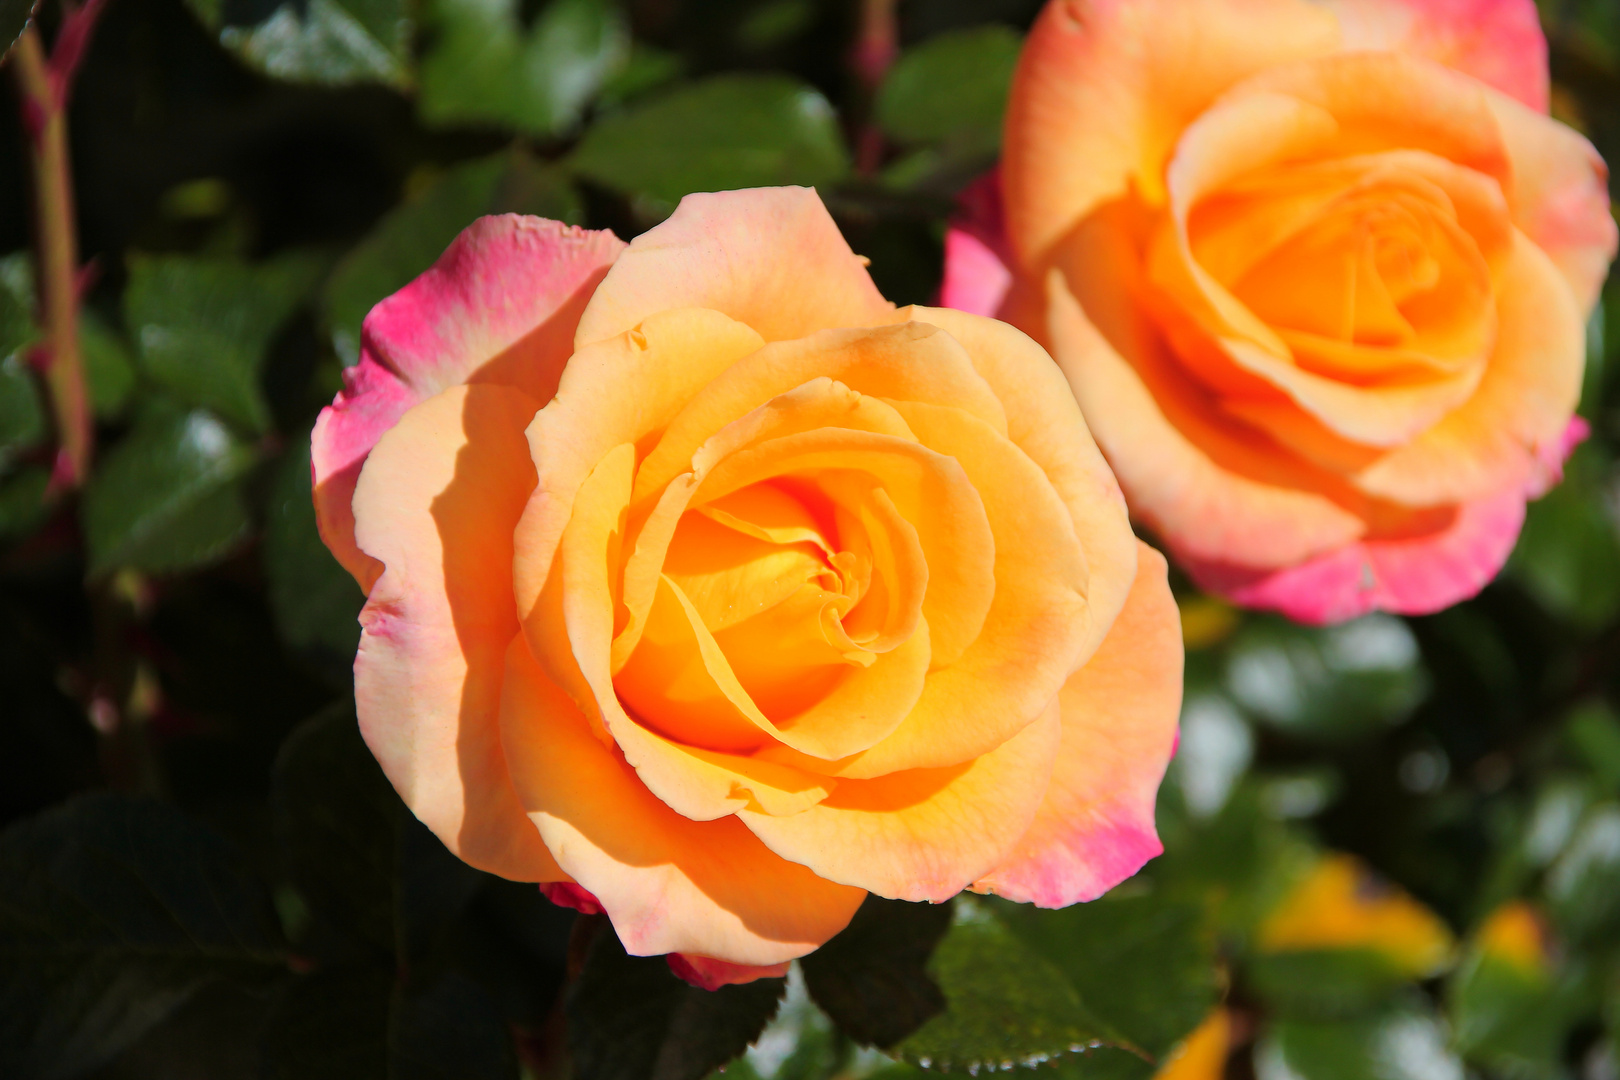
[10,0,106,488]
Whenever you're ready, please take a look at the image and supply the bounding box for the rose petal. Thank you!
[500,637,865,965]
[739,694,1063,902]
[574,187,894,347]
[1325,0,1548,111]
[899,306,1139,669]
[1486,89,1618,313]
[351,383,564,882]
[540,881,603,914]
[667,954,790,990]
[1003,0,1338,263]
[1353,231,1586,505]
[972,544,1181,906]
[314,216,623,586]
[1183,487,1526,623]
[1045,252,1367,569]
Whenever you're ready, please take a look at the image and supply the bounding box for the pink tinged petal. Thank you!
[667,954,791,990]
[973,544,1182,907]
[312,215,625,590]
[1325,0,1548,111]
[540,882,603,915]
[572,187,895,347]
[1528,416,1590,499]
[499,637,866,965]
[940,228,1014,318]
[940,171,1015,317]
[351,383,566,882]
[1182,488,1529,624]
[1486,90,1618,313]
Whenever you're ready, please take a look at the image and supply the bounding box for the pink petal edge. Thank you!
[938,171,1014,318]
[1328,0,1549,112]
[666,954,791,991]
[1183,419,1588,623]
[311,215,624,587]
[539,881,605,916]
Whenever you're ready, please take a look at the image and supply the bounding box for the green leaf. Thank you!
[0,251,35,358]
[1224,614,1427,742]
[1255,1005,1464,1080]
[567,922,788,1080]
[82,405,256,577]
[272,703,484,958]
[0,792,287,1080]
[995,892,1220,1061]
[1248,949,1426,1020]
[0,0,39,62]
[800,896,952,1048]
[893,900,1136,1075]
[876,26,1020,153]
[260,965,518,1080]
[264,439,363,663]
[183,0,409,87]
[1509,442,1620,629]
[597,40,683,107]
[0,464,50,540]
[1545,802,1620,942]
[569,74,849,214]
[1449,929,1583,1079]
[79,309,137,421]
[323,149,582,365]
[126,250,326,433]
[0,353,45,464]
[418,0,628,136]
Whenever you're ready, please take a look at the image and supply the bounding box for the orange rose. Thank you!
[311,188,1182,986]
[944,0,1617,623]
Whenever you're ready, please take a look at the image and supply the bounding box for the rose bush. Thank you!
[310,187,1182,988]
[944,0,1618,623]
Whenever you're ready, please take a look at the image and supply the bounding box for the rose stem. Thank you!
[10,0,109,488]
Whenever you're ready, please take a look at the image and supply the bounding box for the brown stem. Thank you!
[13,24,91,487]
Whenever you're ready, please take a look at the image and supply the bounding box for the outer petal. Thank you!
[1487,89,1618,313]
[351,383,564,882]
[1045,258,1367,569]
[500,637,866,965]
[739,695,1063,902]
[1324,0,1548,111]
[667,955,790,990]
[313,216,624,585]
[573,187,895,346]
[900,305,1139,669]
[939,172,1014,317]
[1003,0,1338,263]
[1183,487,1525,624]
[972,544,1181,907]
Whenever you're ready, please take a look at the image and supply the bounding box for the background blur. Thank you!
[1,1,1619,1078]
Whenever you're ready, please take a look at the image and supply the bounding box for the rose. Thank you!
[311,187,1183,986]
[943,0,1617,624]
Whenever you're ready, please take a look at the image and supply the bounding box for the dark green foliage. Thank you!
[894,902,1136,1075]
[0,794,287,1080]
[263,441,364,666]
[799,896,952,1048]
[570,74,850,214]
[3,0,1620,1076]
[568,926,788,1080]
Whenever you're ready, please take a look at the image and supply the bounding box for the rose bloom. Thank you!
[943,0,1618,623]
[310,188,1182,987]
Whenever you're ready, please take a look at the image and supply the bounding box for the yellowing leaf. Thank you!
[1154,1009,1230,1080]
[1258,854,1454,978]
